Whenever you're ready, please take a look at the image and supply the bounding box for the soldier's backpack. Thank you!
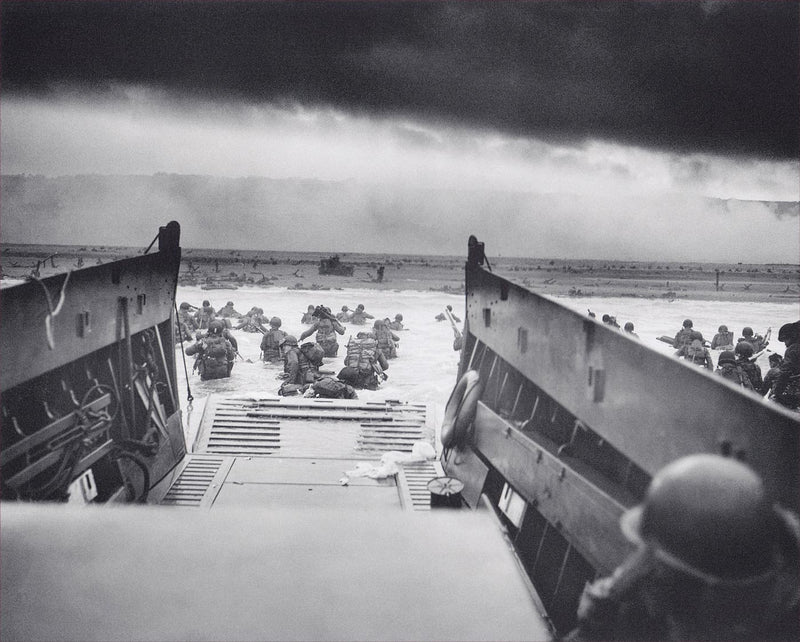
[204,335,230,359]
[300,342,325,367]
[312,377,353,399]
[346,337,378,376]
[717,363,754,390]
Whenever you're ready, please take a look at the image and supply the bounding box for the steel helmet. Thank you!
[341,306,349,311]
[395,314,403,321]
[689,330,704,342]
[208,320,225,334]
[683,319,693,328]
[768,354,782,365]
[202,300,210,307]
[742,326,754,337]
[778,321,800,342]
[718,350,736,366]
[718,325,728,333]
[624,322,634,331]
[226,301,234,307]
[735,341,754,359]
[269,316,282,328]
[621,454,779,581]
[179,302,191,310]
[280,335,298,346]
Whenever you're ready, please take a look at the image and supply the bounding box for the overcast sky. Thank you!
[1,1,798,260]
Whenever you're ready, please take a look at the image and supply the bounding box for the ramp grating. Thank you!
[160,456,226,507]
[397,460,445,511]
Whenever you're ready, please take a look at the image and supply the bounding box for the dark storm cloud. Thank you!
[2,1,797,159]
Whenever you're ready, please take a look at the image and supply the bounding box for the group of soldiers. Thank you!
[671,318,799,410]
[178,299,407,399]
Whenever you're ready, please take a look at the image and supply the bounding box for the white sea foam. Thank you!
[175,285,799,444]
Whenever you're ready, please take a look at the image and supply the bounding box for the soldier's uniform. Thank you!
[218,302,243,319]
[299,315,345,357]
[373,320,399,360]
[710,325,734,350]
[565,455,799,642]
[184,321,235,380]
[678,339,713,370]
[673,319,697,350]
[715,351,754,390]
[260,317,286,363]
[344,333,389,389]
[773,322,800,410]
[194,301,216,330]
[350,305,374,326]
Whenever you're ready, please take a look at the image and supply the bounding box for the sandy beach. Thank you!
[2,242,799,304]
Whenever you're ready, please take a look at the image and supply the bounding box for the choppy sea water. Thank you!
[175,285,799,446]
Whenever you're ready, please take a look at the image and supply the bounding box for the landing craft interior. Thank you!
[1,223,797,640]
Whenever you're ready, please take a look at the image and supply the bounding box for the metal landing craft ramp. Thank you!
[153,395,444,511]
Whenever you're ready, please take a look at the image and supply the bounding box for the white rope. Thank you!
[34,271,72,350]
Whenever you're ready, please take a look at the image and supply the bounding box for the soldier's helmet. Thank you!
[280,335,298,346]
[620,454,781,582]
[226,301,234,307]
[624,322,634,332]
[373,319,384,329]
[718,350,736,365]
[307,305,315,311]
[341,306,349,311]
[778,321,800,343]
[395,314,403,321]
[683,319,693,328]
[208,320,225,335]
[742,326,754,337]
[689,330,704,342]
[202,300,211,307]
[768,354,782,366]
[269,317,282,328]
[718,325,728,333]
[735,341,755,359]
[356,304,365,311]
[179,302,191,310]
[337,367,359,385]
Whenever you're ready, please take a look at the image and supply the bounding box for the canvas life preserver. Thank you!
[440,370,483,449]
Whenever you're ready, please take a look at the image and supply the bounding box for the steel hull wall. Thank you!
[462,264,799,510]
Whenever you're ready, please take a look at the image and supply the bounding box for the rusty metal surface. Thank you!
[0,249,181,392]
[1,504,551,641]
[464,264,800,510]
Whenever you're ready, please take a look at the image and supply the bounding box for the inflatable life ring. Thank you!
[441,370,483,449]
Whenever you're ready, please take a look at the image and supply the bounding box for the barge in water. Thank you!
[1,222,797,640]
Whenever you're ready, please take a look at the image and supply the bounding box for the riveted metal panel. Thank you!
[1,249,181,392]
[465,265,799,510]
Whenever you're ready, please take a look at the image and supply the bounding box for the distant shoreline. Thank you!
[2,243,799,304]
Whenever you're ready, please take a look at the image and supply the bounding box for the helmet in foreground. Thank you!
[620,454,779,581]
[735,341,754,359]
[280,335,298,347]
[778,321,800,343]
